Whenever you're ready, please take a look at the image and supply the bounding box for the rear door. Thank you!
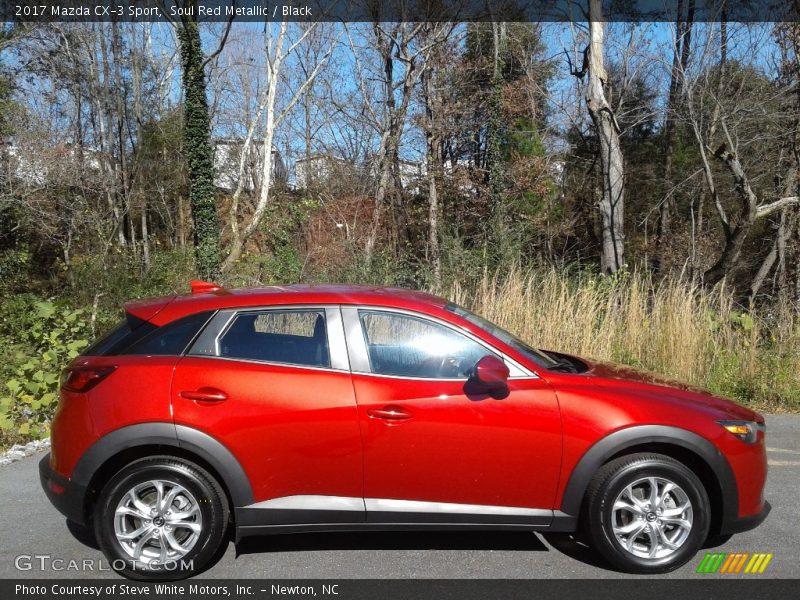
[171,306,364,525]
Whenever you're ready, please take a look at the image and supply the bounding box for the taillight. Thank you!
[60,365,117,393]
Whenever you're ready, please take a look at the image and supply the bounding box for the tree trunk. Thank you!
[703,142,759,285]
[177,194,188,247]
[421,45,443,290]
[111,21,133,248]
[378,30,404,252]
[304,86,313,165]
[749,238,778,302]
[370,24,422,258]
[487,22,508,262]
[141,210,151,272]
[427,168,442,287]
[656,0,694,271]
[177,20,221,280]
[88,24,126,246]
[587,0,625,273]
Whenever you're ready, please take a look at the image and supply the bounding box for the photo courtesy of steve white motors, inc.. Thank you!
[15,582,244,596]
[0,1,797,598]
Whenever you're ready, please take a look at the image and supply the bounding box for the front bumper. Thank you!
[721,500,771,535]
[39,453,87,525]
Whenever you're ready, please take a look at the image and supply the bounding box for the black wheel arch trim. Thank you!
[71,422,254,509]
[560,425,738,531]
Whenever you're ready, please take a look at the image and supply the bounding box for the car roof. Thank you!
[124,283,450,326]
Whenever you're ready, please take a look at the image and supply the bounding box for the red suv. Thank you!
[40,282,769,579]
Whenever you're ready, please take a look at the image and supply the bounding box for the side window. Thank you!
[126,311,214,356]
[219,309,330,368]
[358,311,497,379]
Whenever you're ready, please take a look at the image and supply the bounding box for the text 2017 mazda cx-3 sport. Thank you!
[39,281,769,579]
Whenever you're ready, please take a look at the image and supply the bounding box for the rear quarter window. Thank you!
[126,311,215,356]
[82,315,154,356]
[82,311,214,357]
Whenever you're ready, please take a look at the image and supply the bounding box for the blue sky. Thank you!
[5,18,783,174]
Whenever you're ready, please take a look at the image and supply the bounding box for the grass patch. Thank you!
[447,268,800,412]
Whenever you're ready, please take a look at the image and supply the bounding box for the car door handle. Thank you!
[367,406,412,421]
[180,387,228,403]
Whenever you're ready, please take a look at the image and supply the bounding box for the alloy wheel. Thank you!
[610,476,694,560]
[113,479,203,566]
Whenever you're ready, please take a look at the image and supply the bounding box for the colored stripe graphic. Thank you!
[697,552,772,574]
[745,553,774,574]
[733,553,750,573]
[757,554,773,573]
[697,553,725,573]
[720,554,737,573]
[746,554,763,573]
[696,553,712,573]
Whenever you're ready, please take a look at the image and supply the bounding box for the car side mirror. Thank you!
[471,355,510,390]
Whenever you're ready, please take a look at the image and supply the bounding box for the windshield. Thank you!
[445,304,558,369]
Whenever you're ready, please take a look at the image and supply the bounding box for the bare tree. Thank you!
[344,21,430,259]
[684,22,799,285]
[221,21,336,271]
[571,0,626,273]
[419,22,457,290]
[702,123,798,284]
[655,0,695,271]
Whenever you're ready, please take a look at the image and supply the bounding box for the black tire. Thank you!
[584,453,710,574]
[93,456,229,580]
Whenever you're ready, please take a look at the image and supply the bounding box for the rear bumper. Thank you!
[39,453,87,525]
[720,500,771,536]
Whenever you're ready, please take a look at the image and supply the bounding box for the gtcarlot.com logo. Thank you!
[14,554,193,572]
[696,552,773,574]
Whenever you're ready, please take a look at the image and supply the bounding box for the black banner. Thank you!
[3,579,799,600]
[1,0,798,23]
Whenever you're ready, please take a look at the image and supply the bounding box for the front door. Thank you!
[343,307,562,525]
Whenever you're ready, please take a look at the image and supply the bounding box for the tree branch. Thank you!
[201,10,235,70]
[756,197,799,218]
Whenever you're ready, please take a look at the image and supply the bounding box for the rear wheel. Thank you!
[93,456,229,580]
[584,453,710,573]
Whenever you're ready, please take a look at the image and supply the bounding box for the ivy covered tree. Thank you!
[463,22,553,264]
[176,19,220,279]
[167,2,235,280]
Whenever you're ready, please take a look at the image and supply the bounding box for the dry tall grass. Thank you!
[447,268,800,411]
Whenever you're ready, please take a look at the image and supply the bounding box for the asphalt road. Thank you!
[1,415,798,580]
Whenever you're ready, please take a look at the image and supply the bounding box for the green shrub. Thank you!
[0,296,91,444]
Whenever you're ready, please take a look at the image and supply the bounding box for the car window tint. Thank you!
[358,311,497,379]
[126,311,214,356]
[219,309,330,368]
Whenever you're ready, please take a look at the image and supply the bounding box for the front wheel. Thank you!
[93,456,229,580]
[584,453,710,573]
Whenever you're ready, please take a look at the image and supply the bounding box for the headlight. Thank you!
[718,420,765,444]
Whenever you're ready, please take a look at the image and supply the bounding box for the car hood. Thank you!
[577,358,762,422]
